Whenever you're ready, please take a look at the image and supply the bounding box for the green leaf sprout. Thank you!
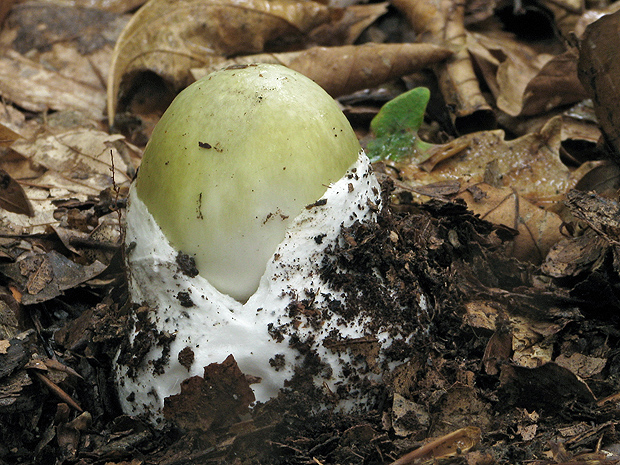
[367,87,434,163]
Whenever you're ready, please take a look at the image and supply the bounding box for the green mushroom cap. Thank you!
[134,64,361,302]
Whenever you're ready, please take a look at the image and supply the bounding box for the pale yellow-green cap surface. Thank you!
[134,64,361,302]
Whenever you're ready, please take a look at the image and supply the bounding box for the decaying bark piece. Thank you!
[193,43,453,97]
[391,0,494,133]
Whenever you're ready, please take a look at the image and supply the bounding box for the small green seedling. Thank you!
[367,87,434,163]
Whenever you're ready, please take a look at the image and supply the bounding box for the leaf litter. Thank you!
[1,1,620,464]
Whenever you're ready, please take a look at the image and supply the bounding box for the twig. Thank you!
[32,371,83,412]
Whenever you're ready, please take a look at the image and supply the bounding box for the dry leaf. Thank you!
[0,0,16,26]
[43,0,146,13]
[392,0,494,132]
[0,250,106,305]
[468,32,586,118]
[193,43,453,97]
[396,116,593,209]
[565,188,620,233]
[542,230,608,278]
[0,123,20,148]
[499,363,596,409]
[0,169,33,217]
[107,0,333,123]
[0,50,106,119]
[519,48,587,116]
[0,104,39,141]
[457,183,563,263]
[0,127,135,236]
[555,352,606,378]
[579,9,620,161]
[464,300,501,332]
[11,128,133,194]
[466,300,580,373]
[392,393,429,437]
[8,3,125,58]
[483,327,512,376]
[308,3,389,46]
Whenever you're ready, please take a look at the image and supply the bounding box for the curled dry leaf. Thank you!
[308,3,389,46]
[579,9,620,162]
[518,48,588,116]
[193,43,453,97]
[468,32,587,118]
[392,0,494,133]
[107,0,333,123]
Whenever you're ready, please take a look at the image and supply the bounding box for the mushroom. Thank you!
[117,64,386,423]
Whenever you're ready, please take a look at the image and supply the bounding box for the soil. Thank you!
[1,179,619,464]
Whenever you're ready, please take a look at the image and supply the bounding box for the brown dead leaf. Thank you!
[11,128,134,194]
[457,183,563,263]
[193,42,453,97]
[0,331,30,378]
[579,9,620,161]
[0,0,16,26]
[469,32,586,118]
[464,301,501,332]
[0,250,106,305]
[308,3,389,46]
[565,189,620,234]
[483,326,512,376]
[397,116,593,210]
[542,230,608,278]
[464,299,579,371]
[499,362,596,410]
[392,393,429,437]
[107,0,333,123]
[57,411,92,461]
[0,105,39,141]
[0,123,20,148]
[392,0,494,132]
[8,3,124,58]
[0,50,106,119]
[555,352,606,379]
[519,48,587,116]
[48,0,146,13]
[0,169,33,217]
[163,354,255,432]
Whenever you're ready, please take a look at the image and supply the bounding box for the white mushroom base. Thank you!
[116,153,403,423]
